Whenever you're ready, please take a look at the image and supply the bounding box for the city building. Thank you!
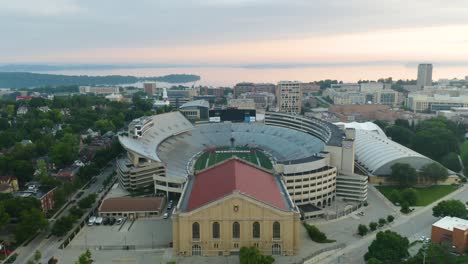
[199,87,225,97]
[143,82,157,96]
[329,104,404,122]
[14,183,56,212]
[98,197,164,219]
[239,92,275,110]
[431,216,468,254]
[367,89,401,106]
[172,158,301,256]
[277,81,302,114]
[227,98,256,110]
[79,86,119,95]
[330,83,360,91]
[326,90,366,105]
[166,89,199,108]
[300,82,320,96]
[416,63,433,89]
[406,88,468,112]
[359,82,385,93]
[179,100,209,120]
[233,83,276,97]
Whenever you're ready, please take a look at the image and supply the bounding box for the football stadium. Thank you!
[117,111,368,220]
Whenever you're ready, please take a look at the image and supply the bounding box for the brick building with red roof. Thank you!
[172,158,300,257]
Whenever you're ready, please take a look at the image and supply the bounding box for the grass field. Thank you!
[376,185,458,206]
[194,146,273,171]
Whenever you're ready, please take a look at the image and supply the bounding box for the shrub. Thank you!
[369,222,378,231]
[401,188,418,206]
[387,215,394,223]
[400,202,411,214]
[389,190,402,204]
[378,218,387,227]
[304,223,334,243]
[358,224,368,236]
[364,201,369,207]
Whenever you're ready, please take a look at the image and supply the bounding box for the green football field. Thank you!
[194,146,273,171]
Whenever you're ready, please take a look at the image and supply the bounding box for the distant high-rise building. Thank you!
[417,64,433,89]
[143,82,157,95]
[277,81,302,114]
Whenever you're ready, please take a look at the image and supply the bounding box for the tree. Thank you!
[387,215,394,223]
[369,222,378,231]
[373,120,389,131]
[404,243,464,264]
[420,162,449,184]
[51,133,79,167]
[433,200,467,218]
[14,208,48,243]
[358,224,368,236]
[401,188,419,206]
[389,190,401,204]
[390,163,417,187]
[34,250,42,262]
[51,215,75,237]
[239,246,275,264]
[440,152,462,172]
[366,258,383,264]
[78,194,97,209]
[0,202,10,229]
[400,202,411,214]
[378,218,387,227]
[364,230,409,263]
[75,249,93,264]
[386,125,414,147]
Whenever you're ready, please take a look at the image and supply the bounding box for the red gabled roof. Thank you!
[186,159,287,211]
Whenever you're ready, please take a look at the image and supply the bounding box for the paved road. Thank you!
[13,164,115,264]
[321,184,468,264]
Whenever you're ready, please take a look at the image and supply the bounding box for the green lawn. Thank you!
[194,147,273,171]
[376,185,458,206]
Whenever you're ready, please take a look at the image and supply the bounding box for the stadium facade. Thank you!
[118,111,368,213]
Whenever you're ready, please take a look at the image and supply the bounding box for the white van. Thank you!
[88,216,96,226]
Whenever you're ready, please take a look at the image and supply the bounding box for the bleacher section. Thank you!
[157,123,325,179]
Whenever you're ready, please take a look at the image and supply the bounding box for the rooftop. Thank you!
[181,158,292,212]
[99,197,164,212]
[433,216,468,231]
[179,100,209,109]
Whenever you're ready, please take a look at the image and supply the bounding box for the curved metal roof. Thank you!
[179,100,209,109]
[336,122,434,175]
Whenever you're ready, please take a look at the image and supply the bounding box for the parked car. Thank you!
[76,191,84,199]
[88,216,96,226]
[163,213,169,219]
[95,217,103,225]
[109,217,116,225]
[116,217,123,225]
[103,217,110,225]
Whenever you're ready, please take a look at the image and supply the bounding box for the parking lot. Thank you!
[69,217,172,250]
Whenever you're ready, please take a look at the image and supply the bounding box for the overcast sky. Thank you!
[1,0,468,65]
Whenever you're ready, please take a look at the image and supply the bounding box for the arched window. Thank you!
[192,222,200,240]
[233,221,240,239]
[272,244,281,255]
[212,222,220,239]
[252,222,260,239]
[192,244,202,256]
[273,221,280,240]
